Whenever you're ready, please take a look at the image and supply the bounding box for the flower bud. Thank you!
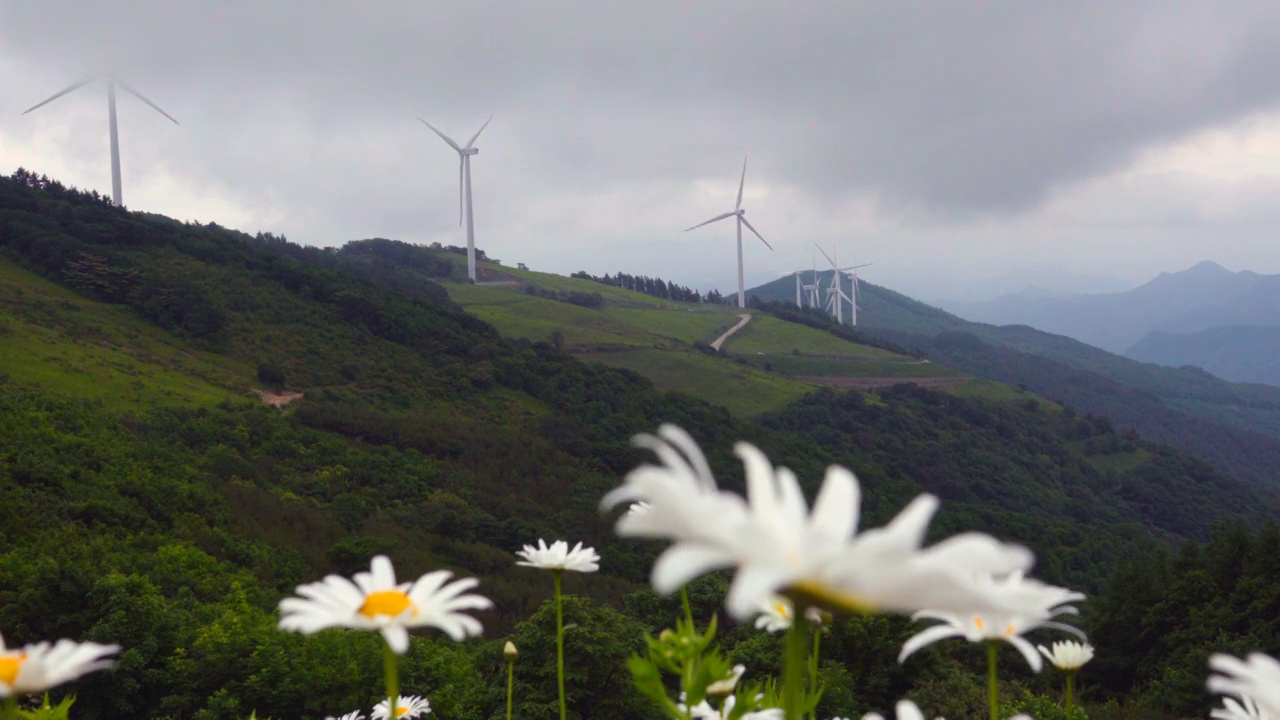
[504,641,519,661]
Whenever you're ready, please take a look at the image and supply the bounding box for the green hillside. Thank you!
[1,170,1275,718]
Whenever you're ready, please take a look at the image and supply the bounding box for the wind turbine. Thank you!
[686,156,773,308]
[816,245,853,324]
[846,262,873,326]
[419,115,492,282]
[22,74,179,208]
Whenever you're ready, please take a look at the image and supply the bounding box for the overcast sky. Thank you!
[3,1,1280,302]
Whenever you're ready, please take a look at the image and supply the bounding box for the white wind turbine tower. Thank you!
[22,74,179,208]
[419,115,492,282]
[805,257,823,309]
[686,156,773,308]
[846,261,873,326]
[816,245,856,324]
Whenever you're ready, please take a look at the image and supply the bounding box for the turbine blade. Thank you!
[465,115,493,149]
[22,76,99,115]
[685,211,737,231]
[740,216,771,250]
[815,243,837,268]
[418,117,462,152]
[116,80,180,124]
[458,158,465,226]
[735,155,747,210]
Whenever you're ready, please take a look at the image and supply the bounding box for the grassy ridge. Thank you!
[0,258,245,410]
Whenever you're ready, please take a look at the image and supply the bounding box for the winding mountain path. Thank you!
[711,313,752,351]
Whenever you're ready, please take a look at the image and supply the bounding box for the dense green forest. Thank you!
[0,170,1275,718]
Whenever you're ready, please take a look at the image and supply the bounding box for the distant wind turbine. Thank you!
[817,243,873,326]
[816,245,853,324]
[846,261,873,326]
[22,74,179,208]
[686,156,773,308]
[419,115,492,282]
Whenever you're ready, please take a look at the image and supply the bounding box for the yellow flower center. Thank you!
[396,706,410,717]
[973,616,985,631]
[774,602,791,618]
[359,590,416,619]
[0,653,26,687]
[1003,623,1017,637]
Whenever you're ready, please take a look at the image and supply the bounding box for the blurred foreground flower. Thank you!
[0,633,119,697]
[861,699,1029,720]
[680,693,782,720]
[1211,695,1271,720]
[325,712,365,720]
[603,424,1035,620]
[371,694,431,719]
[516,539,600,573]
[1209,652,1280,717]
[898,571,1086,671]
[277,555,492,653]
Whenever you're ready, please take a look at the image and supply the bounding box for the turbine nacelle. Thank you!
[460,147,479,157]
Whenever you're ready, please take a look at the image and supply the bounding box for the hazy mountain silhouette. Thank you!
[936,261,1280,353]
[1128,325,1280,387]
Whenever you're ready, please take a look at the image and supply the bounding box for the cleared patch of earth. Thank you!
[253,388,305,406]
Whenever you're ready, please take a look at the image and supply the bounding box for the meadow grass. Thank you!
[721,315,902,357]
[0,258,246,411]
[583,347,816,416]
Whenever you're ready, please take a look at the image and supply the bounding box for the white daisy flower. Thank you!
[372,694,431,719]
[605,425,1035,620]
[1209,653,1280,718]
[706,664,746,695]
[755,595,795,633]
[898,572,1086,671]
[515,539,600,573]
[277,555,492,653]
[0,634,119,697]
[1212,695,1273,720]
[1038,640,1095,671]
[326,712,365,720]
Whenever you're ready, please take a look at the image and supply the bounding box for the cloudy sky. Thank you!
[3,1,1280,302]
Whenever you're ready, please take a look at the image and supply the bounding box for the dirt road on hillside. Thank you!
[711,313,752,351]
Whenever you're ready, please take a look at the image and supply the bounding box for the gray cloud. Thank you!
[3,1,1280,298]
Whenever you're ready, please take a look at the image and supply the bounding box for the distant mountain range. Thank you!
[747,270,1280,490]
[935,261,1280,355]
[1128,325,1280,386]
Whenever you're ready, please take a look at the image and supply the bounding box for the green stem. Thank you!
[554,571,567,720]
[506,658,515,720]
[986,642,998,720]
[1065,671,1076,717]
[680,586,693,626]
[808,627,822,720]
[782,612,809,720]
[382,642,400,720]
